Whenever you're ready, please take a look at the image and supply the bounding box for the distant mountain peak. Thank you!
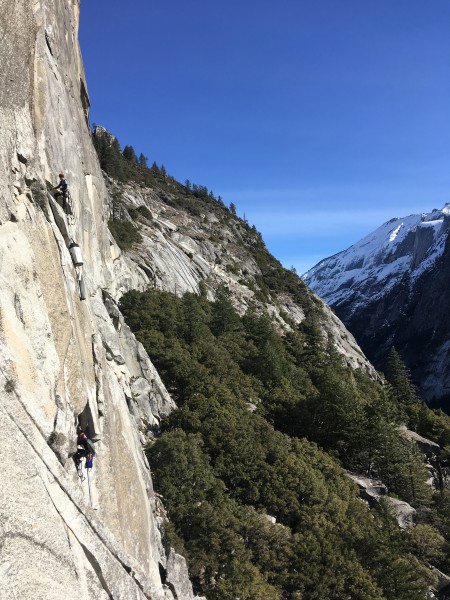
[304,205,450,410]
[304,205,450,312]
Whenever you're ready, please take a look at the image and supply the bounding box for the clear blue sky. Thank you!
[79,0,450,274]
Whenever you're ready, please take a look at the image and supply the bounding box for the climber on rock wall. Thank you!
[53,172,72,214]
[74,425,96,476]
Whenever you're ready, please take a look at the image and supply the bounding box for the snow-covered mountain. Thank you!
[304,205,450,410]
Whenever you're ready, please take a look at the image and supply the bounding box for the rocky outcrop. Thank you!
[431,568,450,600]
[347,473,416,528]
[0,1,199,598]
[399,425,441,456]
[165,550,201,600]
[103,175,377,377]
[347,426,448,530]
[399,426,449,491]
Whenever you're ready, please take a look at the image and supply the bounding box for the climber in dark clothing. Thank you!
[53,173,70,211]
[54,173,68,196]
[74,426,95,475]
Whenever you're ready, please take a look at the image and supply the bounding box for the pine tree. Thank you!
[211,286,242,337]
[181,293,212,344]
[138,153,148,167]
[123,145,138,163]
[111,190,122,221]
[92,130,124,180]
[385,347,417,404]
[242,308,288,386]
[372,425,432,506]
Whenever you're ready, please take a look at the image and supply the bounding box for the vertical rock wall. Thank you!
[0,2,191,598]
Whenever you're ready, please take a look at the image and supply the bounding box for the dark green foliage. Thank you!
[407,524,445,564]
[127,206,140,221]
[210,286,242,337]
[127,204,153,223]
[248,235,314,310]
[123,145,138,163]
[365,501,435,600]
[92,129,124,180]
[108,219,141,250]
[138,153,148,167]
[225,262,239,275]
[385,348,450,450]
[431,490,450,573]
[119,287,448,600]
[111,191,122,221]
[107,189,145,250]
[137,205,152,221]
[385,347,418,404]
[92,128,171,190]
[411,403,450,448]
[375,429,432,506]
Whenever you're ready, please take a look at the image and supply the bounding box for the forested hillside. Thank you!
[120,287,450,600]
[94,126,450,599]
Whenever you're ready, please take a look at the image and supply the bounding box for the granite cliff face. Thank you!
[0,2,199,598]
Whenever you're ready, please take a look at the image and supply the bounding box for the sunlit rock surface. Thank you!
[0,1,200,597]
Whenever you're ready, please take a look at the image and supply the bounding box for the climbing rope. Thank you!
[86,465,93,507]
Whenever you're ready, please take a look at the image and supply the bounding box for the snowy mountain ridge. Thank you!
[304,204,450,409]
[304,204,450,316]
